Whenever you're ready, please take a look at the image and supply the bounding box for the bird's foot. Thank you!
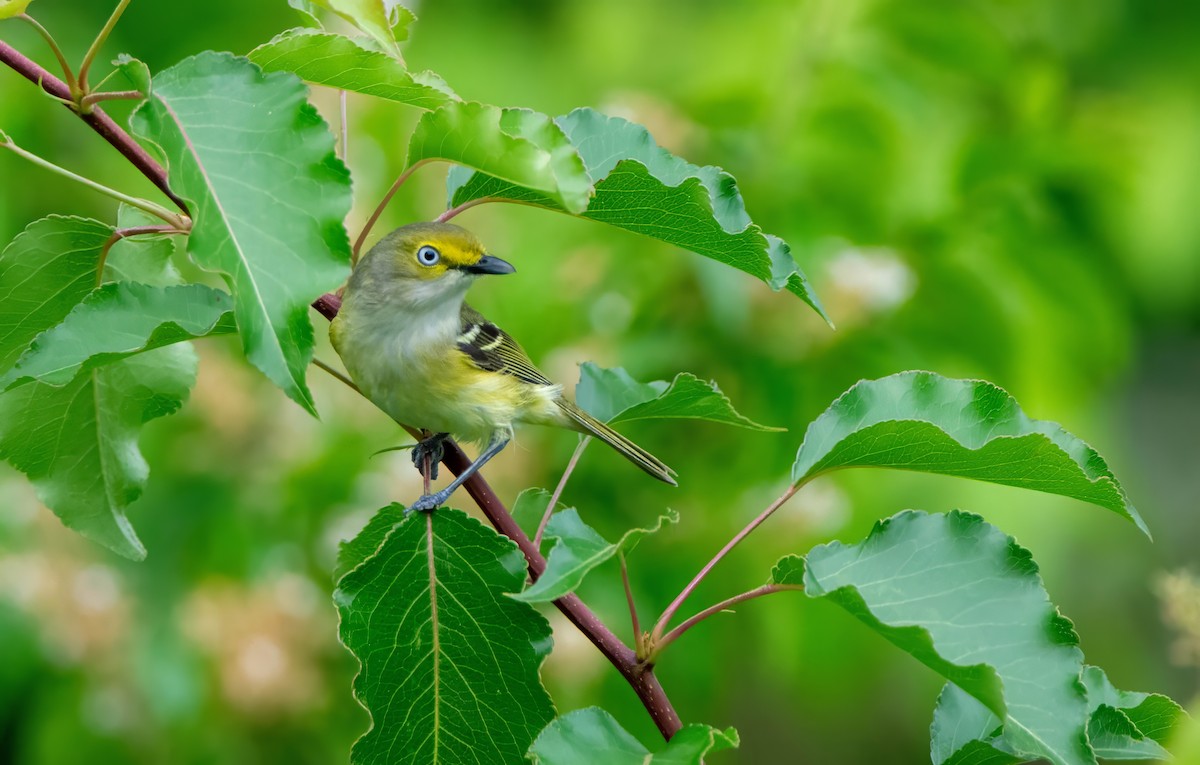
[411,433,448,481]
[408,489,450,514]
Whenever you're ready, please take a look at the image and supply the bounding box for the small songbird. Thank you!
[330,222,676,512]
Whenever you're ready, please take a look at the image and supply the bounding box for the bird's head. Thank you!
[348,222,515,309]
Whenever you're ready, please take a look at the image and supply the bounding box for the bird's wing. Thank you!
[457,304,553,386]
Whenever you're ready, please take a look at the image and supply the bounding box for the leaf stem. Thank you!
[96,225,180,285]
[534,436,590,547]
[76,0,131,96]
[1,133,186,228]
[79,90,143,109]
[0,39,189,212]
[649,583,804,660]
[353,158,430,263]
[17,14,76,92]
[311,357,360,393]
[620,552,643,652]
[338,89,348,162]
[649,482,802,646]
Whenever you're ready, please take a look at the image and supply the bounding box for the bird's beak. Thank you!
[461,254,516,275]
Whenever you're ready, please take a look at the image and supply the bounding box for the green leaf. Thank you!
[130,52,352,414]
[0,216,196,559]
[446,107,827,321]
[248,29,457,110]
[514,507,677,603]
[777,510,1095,765]
[931,667,1185,764]
[287,0,322,27]
[336,506,555,764]
[333,502,404,581]
[0,0,33,20]
[528,707,738,764]
[310,0,400,56]
[1,283,233,389]
[791,371,1148,537]
[575,362,782,430]
[414,102,592,214]
[111,53,151,95]
[510,487,560,540]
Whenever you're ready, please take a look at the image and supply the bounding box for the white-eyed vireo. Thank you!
[330,222,676,512]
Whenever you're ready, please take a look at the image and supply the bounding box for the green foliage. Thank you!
[412,103,592,214]
[791,371,1148,536]
[777,511,1095,765]
[528,708,738,764]
[308,0,403,56]
[129,52,352,414]
[575,362,780,430]
[336,506,555,764]
[249,29,458,109]
[930,667,1185,764]
[515,506,677,604]
[447,108,827,320]
[0,216,195,559]
[0,282,233,389]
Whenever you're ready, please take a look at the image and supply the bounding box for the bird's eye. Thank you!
[416,245,441,266]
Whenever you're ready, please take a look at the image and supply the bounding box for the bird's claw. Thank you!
[411,433,447,481]
[408,492,446,514]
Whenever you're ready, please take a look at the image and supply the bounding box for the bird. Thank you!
[329,221,676,512]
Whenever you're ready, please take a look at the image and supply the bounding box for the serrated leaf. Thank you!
[514,507,677,604]
[249,29,457,110]
[446,107,827,321]
[0,0,32,20]
[575,362,781,430]
[528,707,738,765]
[310,0,400,56]
[791,371,1148,537]
[414,102,591,214]
[0,216,196,559]
[130,52,352,414]
[776,510,1095,765]
[333,502,404,581]
[931,667,1184,764]
[1,283,233,389]
[510,487,561,540]
[336,506,554,764]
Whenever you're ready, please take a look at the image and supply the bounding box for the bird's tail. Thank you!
[557,401,677,486]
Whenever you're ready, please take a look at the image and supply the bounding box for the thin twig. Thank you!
[79,90,143,108]
[0,40,188,212]
[77,0,131,94]
[1,135,186,227]
[353,159,429,262]
[650,482,802,645]
[620,552,642,651]
[534,436,590,547]
[650,583,804,660]
[311,357,359,393]
[339,89,348,162]
[17,14,76,91]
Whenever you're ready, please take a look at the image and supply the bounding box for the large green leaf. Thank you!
[130,52,352,414]
[931,667,1184,764]
[776,511,1095,765]
[249,29,457,110]
[527,707,738,764]
[0,283,233,389]
[0,216,196,559]
[514,507,677,604]
[574,362,781,430]
[336,506,555,764]
[446,107,826,321]
[413,102,592,214]
[791,371,1148,536]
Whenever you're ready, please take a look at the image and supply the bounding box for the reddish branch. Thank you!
[1,40,682,741]
[0,40,189,213]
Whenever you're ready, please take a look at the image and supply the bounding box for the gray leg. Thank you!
[409,432,510,513]
[411,432,450,481]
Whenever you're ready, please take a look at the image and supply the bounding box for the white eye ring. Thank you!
[416,245,441,266]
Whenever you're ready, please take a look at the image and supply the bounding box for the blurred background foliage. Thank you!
[2,0,1199,762]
